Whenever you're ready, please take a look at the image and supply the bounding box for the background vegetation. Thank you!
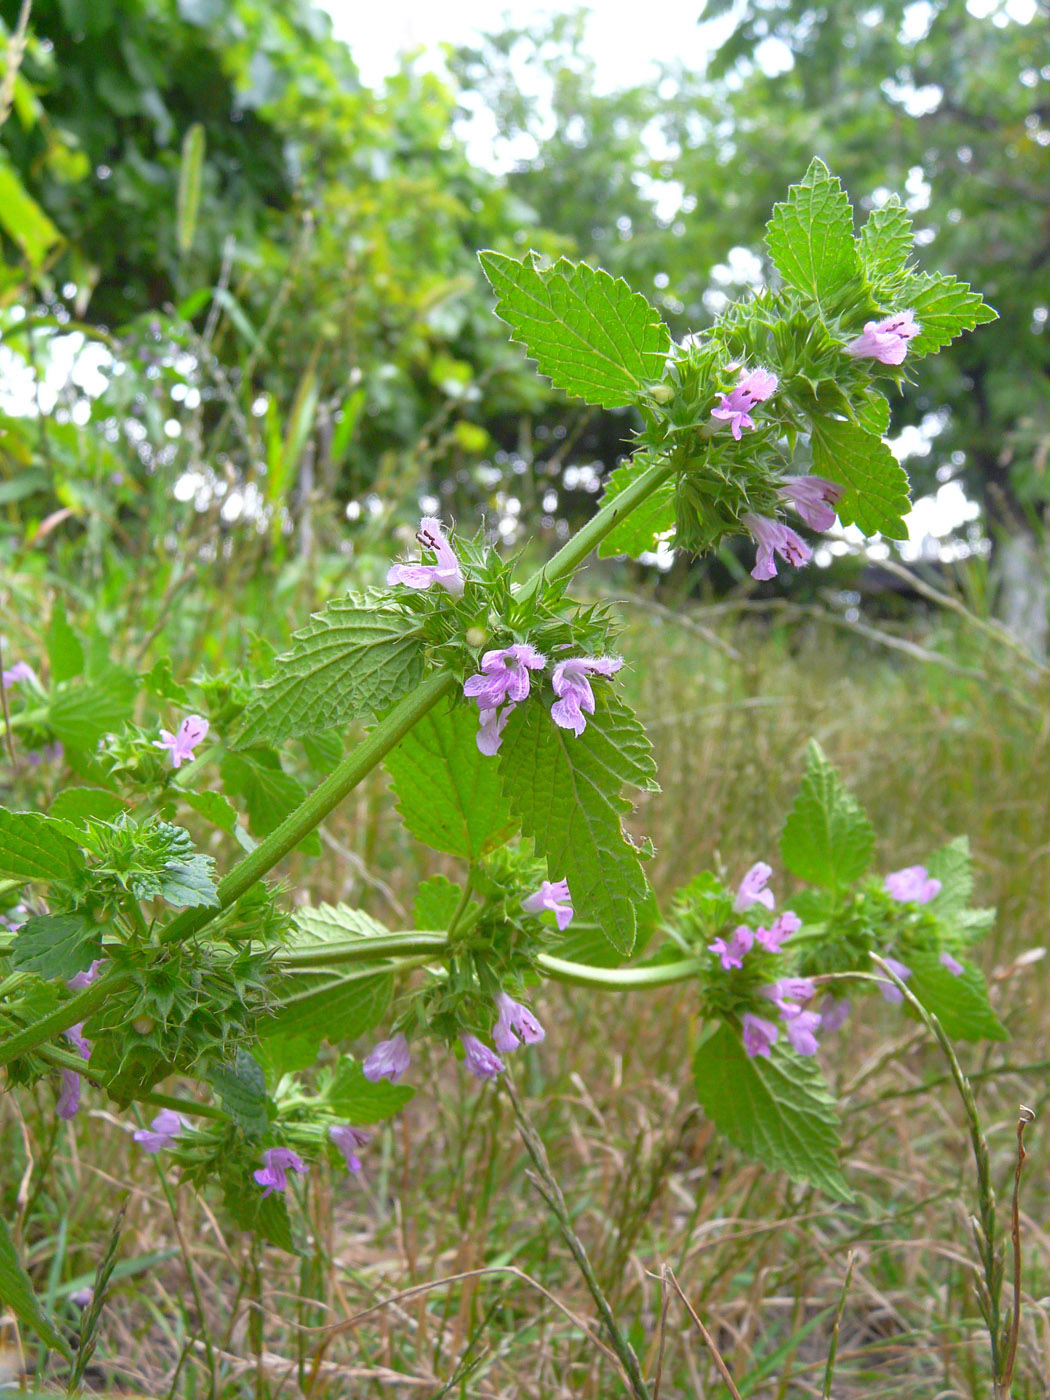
[1,1,1049,1396]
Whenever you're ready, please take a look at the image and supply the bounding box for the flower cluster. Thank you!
[875,863,960,1002]
[465,648,624,755]
[386,517,465,596]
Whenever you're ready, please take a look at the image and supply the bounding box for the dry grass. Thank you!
[4,595,1050,1399]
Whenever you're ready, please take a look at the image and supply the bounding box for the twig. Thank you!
[0,0,32,133]
[1000,1107,1035,1398]
[661,1265,742,1400]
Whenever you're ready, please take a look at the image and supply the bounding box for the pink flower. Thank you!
[708,925,754,970]
[386,517,464,596]
[253,1147,308,1197]
[754,911,801,953]
[734,862,775,913]
[362,1033,411,1084]
[710,368,779,440]
[784,1009,821,1056]
[761,977,816,1018]
[460,1033,505,1081]
[521,878,573,931]
[549,655,624,737]
[777,476,844,532]
[885,866,942,904]
[1,660,37,687]
[493,993,546,1053]
[68,959,106,991]
[133,1108,183,1154]
[818,996,851,1033]
[742,1012,779,1059]
[743,513,811,582]
[57,1070,82,1120]
[879,956,912,1004]
[329,1124,371,1175]
[845,312,920,365]
[940,951,964,977]
[464,644,547,710]
[476,702,516,756]
[153,714,209,769]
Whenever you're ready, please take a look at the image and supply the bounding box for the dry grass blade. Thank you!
[1000,1106,1036,1397]
[662,1265,742,1400]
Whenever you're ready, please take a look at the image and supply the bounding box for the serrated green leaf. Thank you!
[780,740,874,890]
[46,600,84,684]
[0,809,84,881]
[292,903,389,944]
[11,914,99,980]
[857,197,914,286]
[810,416,911,539]
[907,951,1007,1042]
[906,272,997,356]
[326,1056,414,1122]
[208,1050,269,1137]
[0,1214,73,1360]
[765,158,861,313]
[596,455,676,559]
[925,837,973,922]
[180,789,239,834]
[500,692,656,956]
[235,595,424,747]
[47,670,136,750]
[49,787,128,825]
[479,250,671,409]
[414,874,464,929]
[220,749,320,856]
[692,1021,851,1200]
[221,1164,295,1250]
[855,390,891,439]
[384,697,518,860]
[143,658,192,705]
[158,850,219,908]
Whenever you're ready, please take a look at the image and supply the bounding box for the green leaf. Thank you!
[47,670,136,750]
[855,390,891,439]
[11,914,99,981]
[413,874,463,929]
[478,250,671,409]
[50,787,128,825]
[292,903,389,943]
[220,749,321,856]
[0,151,63,268]
[810,416,911,539]
[236,594,424,748]
[143,658,191,705]
[326,1056,414,1122]
[857,197,914,287]
[905,272,998,357]
[596,455,676,559]
[780,740,874,890]
[384,697,518,861]
[925,837,973,922]
[692,1021,851,1201]
[176,122,205,256]
[0,809,84,881]
[180,789,240,834]
[157,850,220,908]
[207,1050,269,1137]
[765,158,861,313]
[46,601,84,684]
[0,1214,73,1360]
[906,951,1007,1042]
[500,692,657,956]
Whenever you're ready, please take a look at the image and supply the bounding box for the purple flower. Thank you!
[521,878,574,931]
[68,959,106,991]
[153,714,209,769]
[708,925,754,970]
[940,951,964,977]
[549,655,624,737]
[885,866,942,904]
[1,660,37,687]
[476,702,516,756]
[710,367,779,440]
[57,1069,82,1120]
[761,977,816,1018]
[460,1032,505,1081]
[741,1012,779,1059]
[464,644,547,710]
[879,956,913,1004]
[777,476,844,532]
[64,1022,91,1061]
[1,905,27,932]
[845,311,920,365]
[133,1108,183,1154]
[386,517,465,596]
[818,996,851,1033]
[69,1288,94,1309]
[784,1009,821,1057]
[329,1124,371,1175]
[253,1147,308,1197]
[734,862,775,913]
[362,1033,411,1084]
[743,513,812,582]
[754,911,801,954]
[493,992,546,1053]
[26,742,64,767]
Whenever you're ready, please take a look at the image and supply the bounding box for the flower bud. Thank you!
[132,1015,155,1036]
[465,626,487,649]
[648,382,674,404]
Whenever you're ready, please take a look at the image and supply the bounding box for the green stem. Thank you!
[536,953,704,989]
[35,1043,226,1121]
[277,933,449,968]
[0,971,124,1070]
